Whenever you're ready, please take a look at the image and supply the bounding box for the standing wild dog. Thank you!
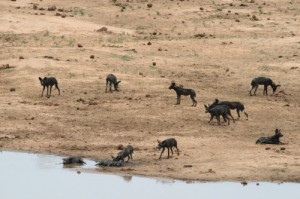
[210,99,248,119]
[157,138,179,159]
[204,104,235,125]
[249,77,281,96]
[39,77,60,98]
[112,145,134,162]
[169,81,197,107]
[105,74,121,93]
[256,129,284,144]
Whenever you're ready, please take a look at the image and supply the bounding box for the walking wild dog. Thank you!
[157,138,179,159]
[106,74,121,93]
[39,77,60,98]
[169,81,197,107]
[204,104,235,125]
[209,99,248,119]
[250,77,280,96]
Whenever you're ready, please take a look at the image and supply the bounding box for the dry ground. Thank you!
[0,0,299,182]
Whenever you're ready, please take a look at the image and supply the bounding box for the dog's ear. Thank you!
[39,77,42,81]
[275,129,279,133]
[204,104,208,109]
[43,77,47,80]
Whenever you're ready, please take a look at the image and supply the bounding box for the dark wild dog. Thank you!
[204,104,235,125]
[169,81,197,107]
[256,129,284,144]
[249,77,281,96]
[106,74,121,93]
[210,99,248,119]
[112,145,134,162]
[39,77,60,98]
[157,138,179,159]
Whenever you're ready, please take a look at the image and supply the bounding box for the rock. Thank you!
[90,55,95,59]
[147,3,153,8]
[77,44,83,48]
[194,33,206,38]
[147,41,152,45]
[116,144,124,150]
[10,88,15,92]
[48,5,57,11]
[19,56,24,59]
[97,27,108,32]
[252,15,258,21]
[241,181,248,186]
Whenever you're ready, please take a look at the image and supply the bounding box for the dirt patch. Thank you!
[0,0,299,182]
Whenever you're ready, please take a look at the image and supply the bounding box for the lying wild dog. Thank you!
[210,99,248,119]
[157,138,179,159]
[106,74,121,93]
[63,157,85,165]
[256,129,284,144]
[249,77,281,96]
[39,77,60,98]
[112,145,133,162]
[169,81,197,107]
[204,104,235,125]
[96,160,123,167]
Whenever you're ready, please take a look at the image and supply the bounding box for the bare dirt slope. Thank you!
[0,0,299,182]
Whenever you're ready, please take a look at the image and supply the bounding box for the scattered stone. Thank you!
[184,165,193,168]
[250,0,255,3]
[48,5,57,11]
[278,55,283,58]
[240,3,247,7]
[145,94,151,98]
[33,4,38,10]
[241,181,248,186]
[55,13,61,16]
[90,55,95,59]
[77,171,81,174]
[199,7,204,10]
[147,41,152,45]
[10,88,15,92]
[11,0,16,2]
[194,33,206,38]
[290,66,298,69]
[152,62,156,66]
[252,15,258,21]
[77,44,83,48]
[116,144,124,150]
[97,27,108,32]
[58,8,64,12]
[19,56,24,59]
[256,183,260,186]
[280,147,286,151]
[265,147,271,150]
[229,3,234,6]
[208,169,215,173]
[147,3,153,8]
[236,19,240,22]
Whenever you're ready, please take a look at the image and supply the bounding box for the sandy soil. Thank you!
[0,0,299,182]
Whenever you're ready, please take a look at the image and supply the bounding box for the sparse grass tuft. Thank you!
[111,54,134,61]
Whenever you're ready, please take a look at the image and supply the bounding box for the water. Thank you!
[0,151,299,199]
